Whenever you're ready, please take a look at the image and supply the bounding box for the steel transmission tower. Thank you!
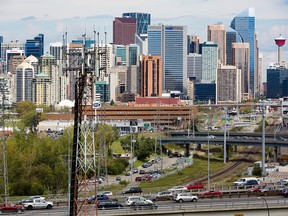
[62,31,107,216]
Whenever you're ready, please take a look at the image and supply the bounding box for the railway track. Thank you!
[195,145,259,183]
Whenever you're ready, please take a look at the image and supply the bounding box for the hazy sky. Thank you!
[1,0,288,77]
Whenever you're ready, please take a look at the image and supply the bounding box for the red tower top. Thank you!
[275,34,286,47]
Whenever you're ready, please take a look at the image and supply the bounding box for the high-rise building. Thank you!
[187,53,202,82]
[201,42,218,83]
[1,41,25,62]
[49,42,63,60]
[6,49,25,72]
[140,55,162,97]
[207,23,226,65]
[148,25,187,93]
[194,83,216,103]
[232,42,250,98]
[109,66,127,101]
[25,34,44,59]
[16,61,34,102]
[96,81,110,102]
[267,64,288,98]
[127,44,139,66]
[231,8,256,95]
[0,36,3,60]
[8,55,25,74]
[115,45,126,66]
[258,53,264,96]
[216,65,241,103]
[0,74,13,107]
[113,17,137,45]
[122,12,151,35]
[32,73,51,106]
[226,27,243,65]
[188,35,201,54]
[135,34,148,55]
[126,65,139,94]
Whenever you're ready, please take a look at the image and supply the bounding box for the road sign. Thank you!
[92,101,101,109]
[222,117,233,121]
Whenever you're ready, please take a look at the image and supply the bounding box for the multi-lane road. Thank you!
[17,196,288,215]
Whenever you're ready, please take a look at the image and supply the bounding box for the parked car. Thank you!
[139,170,146,174]
[241,179,259,188]
[168,186,189,193]
[151,191,174,201]
[115,176,121,181]
[98,191,113,196]
[174,193,198,202]
[87,194,109,204]
[0,203,24,214]
[185,182,204,190]
[135,176,143,182]
[122,187,142,194]
[125,196,152,206]
[132,168,139,173]
[200,190,222,196]
[97,200,123,210]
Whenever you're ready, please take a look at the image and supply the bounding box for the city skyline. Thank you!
[1,1,288,80]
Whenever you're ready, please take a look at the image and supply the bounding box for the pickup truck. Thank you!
[0,203,24,214]
[23,198,53,210]
[185,182,205,190]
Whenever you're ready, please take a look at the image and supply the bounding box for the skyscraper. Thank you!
[231,8,256,95]
[216,65,241,103]
[122,12,151,35]
[25,34,44,59]
[201,42,218,83]
[140,55,162,97]
[16,61,34,102]
[187,53,202,82]
[207,23,226,65]
[232,42,250,98]
[226,27,243,65]
[113,17,137,45]
[49,42,63,60]
[148,25,187,93]
[0,36,3,60]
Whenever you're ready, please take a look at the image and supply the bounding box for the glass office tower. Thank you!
[122,12,151,35]
[231,8,255,95]
[148,25,187,93]
[25,34,44,58]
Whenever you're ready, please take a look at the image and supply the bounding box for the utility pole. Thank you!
[1,85,8,202]
[261,101,266,176]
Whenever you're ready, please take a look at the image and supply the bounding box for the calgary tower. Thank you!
[274,34,286,64]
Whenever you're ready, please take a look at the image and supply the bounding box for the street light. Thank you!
[258,197,270,216]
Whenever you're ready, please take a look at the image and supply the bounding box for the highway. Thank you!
[16,196,288,215]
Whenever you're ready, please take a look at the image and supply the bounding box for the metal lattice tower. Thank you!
[62,32,107,216]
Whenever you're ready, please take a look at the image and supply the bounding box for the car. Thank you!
[260,185,286,193]
[86,194,109,204]
[207,135,216,139]
[241,179,259,188]
[151,191,174,201]
[125,196,153,206]
[185,182,205,190]
[248,185,267,193]
[282,189,288,197]
[168,186,189,193]
[116,176,121,181]
[29,195,45,200]
[132,168,139,173]
[122,187,142,194]
[200,190,222,196]
[233,177,259,187]
[174,193,198,202]
[0,203,24,214]
[23,198,53,210]
[125,171,132,176]
[130,201,158,210]
[139,170,146,174]
[97,200,123,210]
[98,191,113,196]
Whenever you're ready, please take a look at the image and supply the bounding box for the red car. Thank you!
[248,185,267,193]
[0,203,24,214]
[201,190,222,196]
[185,182,205,190]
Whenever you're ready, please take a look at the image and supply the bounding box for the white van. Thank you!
[233,177,260,187]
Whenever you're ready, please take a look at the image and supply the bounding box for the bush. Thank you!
[252,164,262,176]
[119,180,129,186]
